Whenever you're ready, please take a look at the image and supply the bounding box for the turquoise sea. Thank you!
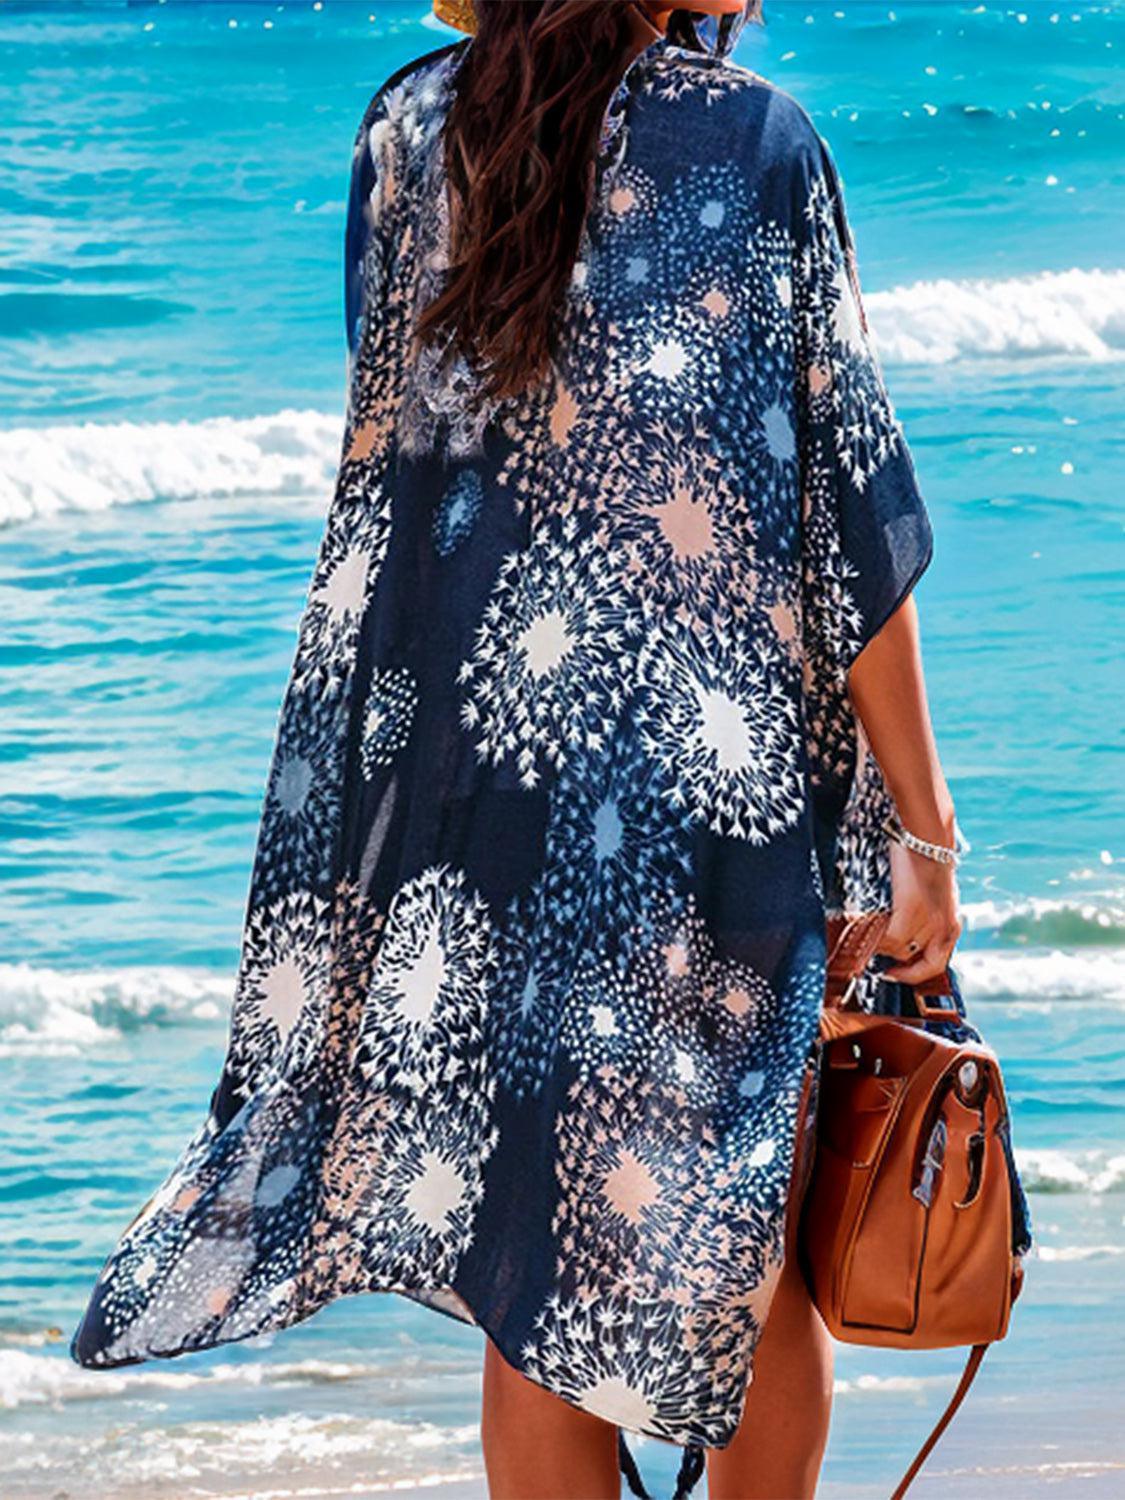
[1,2,1123,1496]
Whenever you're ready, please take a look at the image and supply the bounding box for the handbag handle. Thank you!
[826,911,959,1017]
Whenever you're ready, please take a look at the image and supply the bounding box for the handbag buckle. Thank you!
[914,988,959,1021]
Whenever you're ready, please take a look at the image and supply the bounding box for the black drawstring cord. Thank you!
[617,1432,707,1500]
[672,1442,706,1500]
[618,1431,653,1499]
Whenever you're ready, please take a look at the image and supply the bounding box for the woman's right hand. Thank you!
[880,836,962,985]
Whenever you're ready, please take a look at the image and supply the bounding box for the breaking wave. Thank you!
[0,408,341,527]
[3,266,1124,526]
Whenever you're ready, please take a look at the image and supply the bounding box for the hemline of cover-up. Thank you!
[72,1266,757,1450]
[67,1033,818,1448]
[403,1275,756,1452]
[432,1083,819,1456]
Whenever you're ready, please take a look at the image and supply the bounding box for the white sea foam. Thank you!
[1034,1244,1125,1262]
[1015,1148,1125,1196]
[1,1342,483,1411]
[0,1329,65,1349]
[0,1349,376,1409]
[2,1345,482,1491]
[3,1407,482,1493]
[832,1371,955,1397]
[0,960,230,1057]
[866,266,1125,365]
[930,1460,1125,1483]
[954,947,1125,1004]
[0,407,341,527]
[960,893,1125,943]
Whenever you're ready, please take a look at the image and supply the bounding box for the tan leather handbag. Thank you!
[793,912,1025,1498]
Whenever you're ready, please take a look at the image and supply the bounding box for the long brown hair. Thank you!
[413,0,661,405]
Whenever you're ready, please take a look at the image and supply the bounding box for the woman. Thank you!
[70,3,1031,1498]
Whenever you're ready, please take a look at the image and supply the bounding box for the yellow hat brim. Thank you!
[433,0,477,34]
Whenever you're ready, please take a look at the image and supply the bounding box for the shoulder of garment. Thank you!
[360,35,468,133]
[642,50,842,241]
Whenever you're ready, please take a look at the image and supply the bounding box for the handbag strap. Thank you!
[890,1343,989,1499]
[893,1261,1024,1494]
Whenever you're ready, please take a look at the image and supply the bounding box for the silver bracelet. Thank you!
[883,812,968,867]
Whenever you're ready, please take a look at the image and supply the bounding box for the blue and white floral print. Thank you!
[359,664,418,776]
[432,469,483,556]
[253,690,347,902]
[70,17,1031,1463]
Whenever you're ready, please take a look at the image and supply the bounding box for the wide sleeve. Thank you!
[342,91,398,432]
[792,129,933,676]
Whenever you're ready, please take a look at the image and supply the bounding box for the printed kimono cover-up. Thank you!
[70,18,1032,1457]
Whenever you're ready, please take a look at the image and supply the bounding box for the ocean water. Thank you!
[1,2,1124,1497]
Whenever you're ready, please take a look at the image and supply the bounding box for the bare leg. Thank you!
[706,1245,835,1500]
[481,1335,620,1500]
